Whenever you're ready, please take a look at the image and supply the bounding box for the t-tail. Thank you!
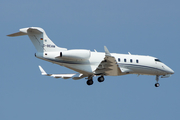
[7,27,67,53]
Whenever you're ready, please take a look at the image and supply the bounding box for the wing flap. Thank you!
[51,74,76,79]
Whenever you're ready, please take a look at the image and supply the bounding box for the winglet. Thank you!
[104,46,111,56]
[39,65,48,76]
[38,65,79,79]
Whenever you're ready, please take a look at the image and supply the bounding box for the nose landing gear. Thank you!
[155,75,160,87]
[155,83,160,87]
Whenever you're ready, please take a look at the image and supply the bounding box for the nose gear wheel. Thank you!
[155,75,160,87]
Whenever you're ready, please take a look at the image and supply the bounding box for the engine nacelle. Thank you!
[59,49,91,61]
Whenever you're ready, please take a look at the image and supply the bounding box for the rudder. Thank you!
[7,27,67,52]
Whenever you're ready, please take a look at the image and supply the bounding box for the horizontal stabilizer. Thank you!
[7,27,67,52]
[7,27,44,37]
[27,27,43,34]
[7,31,27,37]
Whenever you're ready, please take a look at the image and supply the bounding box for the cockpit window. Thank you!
[155,59,161,62]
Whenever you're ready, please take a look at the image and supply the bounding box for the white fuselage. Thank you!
[36,51,174,77]
[8,27,174,86]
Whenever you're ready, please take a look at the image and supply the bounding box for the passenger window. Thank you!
[130,59,133,63]
[118,58,120,62]
[136,60,139,63]
[124,59,127,62]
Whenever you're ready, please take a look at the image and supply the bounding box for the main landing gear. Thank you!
[87,78,94,85]
[86,76,94,85]
[87,75,161,87]
[86,76,105,85]
[98,76,105,82]
[155,75,160,87]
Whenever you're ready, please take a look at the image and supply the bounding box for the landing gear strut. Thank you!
[155,75,160,87]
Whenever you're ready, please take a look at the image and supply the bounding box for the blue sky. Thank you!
[1,0,180,120]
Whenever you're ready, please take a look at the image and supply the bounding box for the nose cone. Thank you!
[166,66,174,74]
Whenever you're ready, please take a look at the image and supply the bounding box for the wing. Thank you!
[94,46,122,76]
[38,66,86,80]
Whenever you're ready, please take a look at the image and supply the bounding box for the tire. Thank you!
[155,83,160,87]
[87,80,93,85]
[98,76,104,82]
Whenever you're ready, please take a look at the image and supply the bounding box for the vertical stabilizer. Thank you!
[7,27,67,52]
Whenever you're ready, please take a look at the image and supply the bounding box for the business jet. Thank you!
[7,27,174,87]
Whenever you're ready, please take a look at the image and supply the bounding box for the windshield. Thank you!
[155,59,161,62]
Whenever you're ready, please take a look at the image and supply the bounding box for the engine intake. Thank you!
[59,49,91,61]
